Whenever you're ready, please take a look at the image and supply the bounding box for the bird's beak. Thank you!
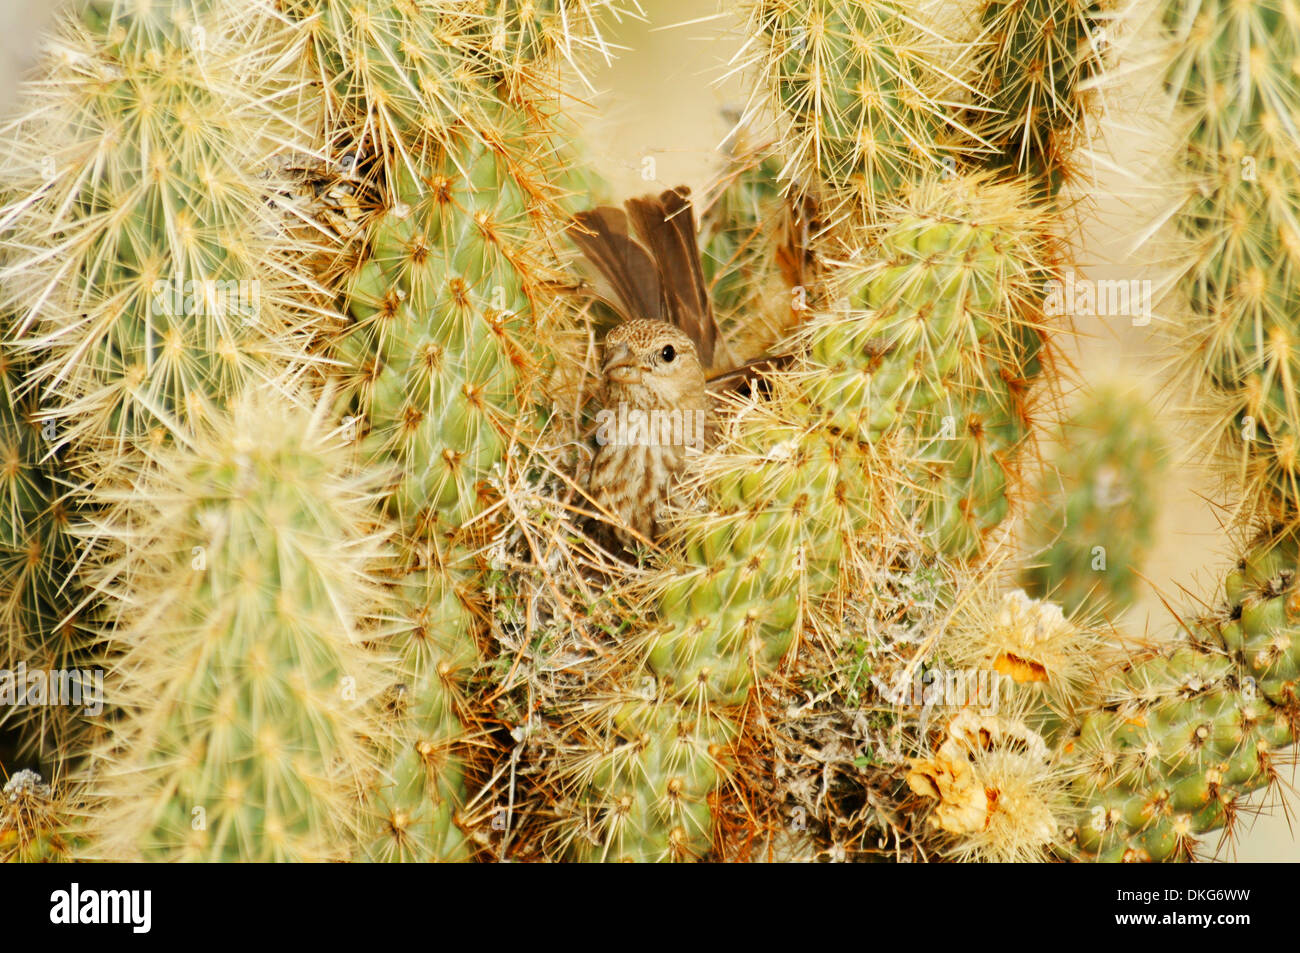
[602,342,640,383]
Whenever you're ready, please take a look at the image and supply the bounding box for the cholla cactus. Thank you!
[0,769,80,862]
[832,173,1053,558]
[334,114,553,858]
[289,0,475,162]
[543,325,898,861]
[738,0,972,229]
[4,0,1299,867]
[277,0,619,861]
[1060,534,1300,862]
[1047,0,1300,863]
[0,1,319,490]
[1165,0,1300,525]
[700,142,812,361]
[0,0,322,789]
[1022,385,1167,615]
[80,391,392,862]
[0,345,93,762]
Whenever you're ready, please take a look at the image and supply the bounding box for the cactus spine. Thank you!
[292,1,609,860]
[1063,529,1300,862]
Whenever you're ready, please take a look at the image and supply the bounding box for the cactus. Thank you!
[81,391,391,862]
[713,0,1096,859]
[1022,385,1167,615]
[555,693,733,862]
[546,349,895,861]
[1164,0,1300,525]
[278,0,608,865]
[339,116,550,540]
[740,0,970,229]
[0,769,81,863]
[699,144,811,361]
[0,347,94,762]
[456,1,639,92]
[335,114,570,860]
[286,0,482,177]
[971,0,1108,199]
[830,174,1053,558]
[1063,530,1300,861]
[0,1,318,492]
[0,350,66,672]
[739,0,1057,559]
[3,0,1300,866]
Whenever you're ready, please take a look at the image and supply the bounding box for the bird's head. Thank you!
[600,319,707,411]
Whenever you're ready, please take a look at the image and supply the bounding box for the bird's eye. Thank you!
[660,344,676,363]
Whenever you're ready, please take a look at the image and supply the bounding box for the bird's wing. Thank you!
[625,187,725,369]
[570,205,662,322]
[704,353,792,399]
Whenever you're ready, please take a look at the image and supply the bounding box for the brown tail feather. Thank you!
[572,186,730,370]
[570,206,662,322]
[625,187,722,368]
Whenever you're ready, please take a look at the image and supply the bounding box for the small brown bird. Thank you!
[586,318,709,543]
[572,187,719,545]
[573,186,789,546]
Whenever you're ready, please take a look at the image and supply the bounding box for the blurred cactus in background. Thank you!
[739,0,970,231]
[1022,385,1167,616]
[0,0,1295,864]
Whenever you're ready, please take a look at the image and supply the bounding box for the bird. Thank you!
[571,186,792,546]
[585,317,710,544]
[569,187,713,545]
